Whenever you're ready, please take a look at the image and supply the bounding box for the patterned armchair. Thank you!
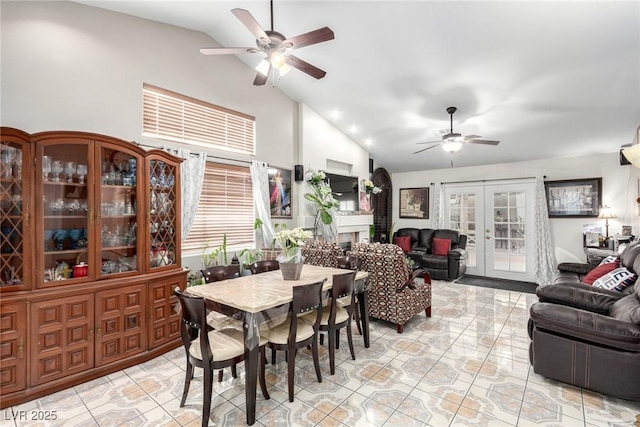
[301,239,344,268]
[349,243,432,333]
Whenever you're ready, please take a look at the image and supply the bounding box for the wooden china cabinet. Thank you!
[0,128,186,407]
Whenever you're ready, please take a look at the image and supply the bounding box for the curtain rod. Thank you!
[133,141,252,165]
[430,176,547,185]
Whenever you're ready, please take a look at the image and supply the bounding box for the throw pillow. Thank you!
[393,236,411,253]
[592,267,637,292]
[598,255,619,266]
[581,260,620,285]
[432,238,451,256]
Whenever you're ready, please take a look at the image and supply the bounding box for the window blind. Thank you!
[142,84,255,155]
[182,162,255,252]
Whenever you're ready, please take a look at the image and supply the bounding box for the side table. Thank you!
[584,247,617,265]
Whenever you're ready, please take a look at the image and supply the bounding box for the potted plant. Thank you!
[304,169,340,238]
[274,227,313,280]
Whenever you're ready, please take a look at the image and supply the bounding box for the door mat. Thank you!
[455,275,538,294]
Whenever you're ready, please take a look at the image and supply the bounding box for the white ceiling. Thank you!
[75,1,639,173]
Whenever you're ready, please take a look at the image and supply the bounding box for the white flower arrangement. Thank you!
[274,227,313,263]
[305,169,326,186]
[363,179,383,195]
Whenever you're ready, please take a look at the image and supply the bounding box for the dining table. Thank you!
[186,264,370,426]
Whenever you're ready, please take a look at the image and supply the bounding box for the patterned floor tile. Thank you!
[328,392,395,427]
[395,388,459,426]
[459,384,520,425]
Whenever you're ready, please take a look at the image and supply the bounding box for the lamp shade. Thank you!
[442,141,462,152]
[598,205,617,220]
[621,125,640,167]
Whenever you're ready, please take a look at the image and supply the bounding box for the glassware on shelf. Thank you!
[13,151,22,180]
[76,164,87,184]
[42,155,52,181]
[51,160,64,182]
[68,229,82,249]
[44,229,55,251]
[0,148,14,179]
[53,229,68,251]
[64,161,76,183]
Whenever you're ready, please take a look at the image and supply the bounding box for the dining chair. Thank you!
[306,271,357,375]
[248,259,280,274]
[200,264,240,283]
[259,279,326,402]
[174,289,269,427]
[336,255,363,335]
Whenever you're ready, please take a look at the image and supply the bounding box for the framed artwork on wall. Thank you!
[399,187,429,219]
[268,166,292,218]
[545,177,602,218]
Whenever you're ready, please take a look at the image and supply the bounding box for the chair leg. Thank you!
[396,323,403,334]
[335,329,340,349]
[271,348,276,365]
[328,328,336,375]
[259,346,270,400]
[180,362,193,407]
[202,367,214,427]
[312,336,322,383]
[346,322,355,361]
[319,333,324,346]
[217,369,223,382]
[287,349,295,402]
[425,306,432,317]
[354,301,363,335]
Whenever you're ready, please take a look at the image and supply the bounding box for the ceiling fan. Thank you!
[200,0,334,86]
[413,107,500,154]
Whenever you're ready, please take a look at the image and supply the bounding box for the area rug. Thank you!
[455,275,538,294]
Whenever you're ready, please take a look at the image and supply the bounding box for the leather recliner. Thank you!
[394,228,467,281]
[529,279,640,401]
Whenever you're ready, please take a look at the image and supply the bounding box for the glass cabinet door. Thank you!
[149,158,178,270]
[1,139,29,290]
[41,142,91,286]
[98,146,139,277]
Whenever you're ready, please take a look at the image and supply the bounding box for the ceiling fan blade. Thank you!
[282,27,335,50]
[416,140,442,145]
[466,139,500,145]
[285,55,326,79]
[413,144,441,155]
[253,68,269,86]
[200,47,259,55]
[464,134,482,139]
[232,8,270,45]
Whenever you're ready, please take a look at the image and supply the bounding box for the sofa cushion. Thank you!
[393,236,411,253]
[395,228,419,249]
[599,255,619,266]
[432,238,451,256]
[610,294,640,324]
[593,267,637,292]
[581,260,620,285]
[417,229,435,252]
[421,255,448,270]
[433,229,460,246]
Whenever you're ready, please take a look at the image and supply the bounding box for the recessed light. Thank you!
[330,109,342,120]
[349,125,359,134]
[365,138,373,146]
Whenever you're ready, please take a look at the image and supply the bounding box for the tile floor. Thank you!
[4,281,640,427]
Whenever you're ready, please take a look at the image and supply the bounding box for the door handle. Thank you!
[486,236,491,240]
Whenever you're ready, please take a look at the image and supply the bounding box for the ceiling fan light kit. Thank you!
[200,1,334,86]
[413,106,500,156]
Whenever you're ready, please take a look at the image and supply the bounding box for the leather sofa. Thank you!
[393,228,467,281]
[529,280,640,401]
[348,243,431,333]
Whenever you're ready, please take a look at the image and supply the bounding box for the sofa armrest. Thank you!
[557,262,594,275]
[536,284,620,314]
[447,248,466,261]
[413,246,428,253]
[398,268,427,291]
[530,302,640,351]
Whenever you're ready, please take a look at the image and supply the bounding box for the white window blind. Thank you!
[142,84,255,155]
[182,162,255,252]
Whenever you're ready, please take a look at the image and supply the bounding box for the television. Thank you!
[325,173,359,212]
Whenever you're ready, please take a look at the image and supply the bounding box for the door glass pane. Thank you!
[1,143,24,286]
[493,190,526,272]
[149,159,177,269]
[100,148,138,276]
[448,193,476,267]
[43,144,89,282]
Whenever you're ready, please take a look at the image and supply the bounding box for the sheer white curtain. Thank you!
[431,182,445,229]
[162,146,206,241]
[534,176,557,285]
[250,161,276,247]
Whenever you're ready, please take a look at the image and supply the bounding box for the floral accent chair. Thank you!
[348,243,432,333]
[301,239,344,268]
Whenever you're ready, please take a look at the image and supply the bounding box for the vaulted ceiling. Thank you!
[75,1,639,173]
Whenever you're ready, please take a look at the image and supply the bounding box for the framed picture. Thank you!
[545,178,602,218]
[399,187,429,219]
[268,166,292,218]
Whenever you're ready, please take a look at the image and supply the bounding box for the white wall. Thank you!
[392,152,640,263]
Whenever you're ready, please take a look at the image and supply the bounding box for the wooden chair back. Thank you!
[249,260,280,274]
[173,289,211,361]
[337,256,361,271]
[201,264,241,283]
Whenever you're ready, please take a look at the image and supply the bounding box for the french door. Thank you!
[444,180,536,282]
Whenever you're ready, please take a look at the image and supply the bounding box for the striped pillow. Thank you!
[592,267,637,292]
[598,255,619,266]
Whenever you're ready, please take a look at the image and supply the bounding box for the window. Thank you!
[182,162,254,252]
[142,84,255,155]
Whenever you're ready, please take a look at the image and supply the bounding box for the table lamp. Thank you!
[598,205,617,238]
